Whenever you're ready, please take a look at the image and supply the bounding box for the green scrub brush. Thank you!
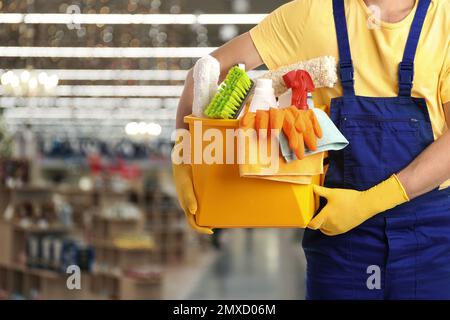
[204,65,254,119]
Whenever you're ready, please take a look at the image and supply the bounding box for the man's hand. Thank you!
[308,175,409,236]
[172,164,213,235]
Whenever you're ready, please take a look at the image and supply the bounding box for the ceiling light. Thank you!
[38,72,48,84]
[0,97,180,109]
[54,85,184,97]
[0,47,216,58]
[146,122,162,136]
[20,70,30,83]
[0,69,266,82]
[0,13,266,25]
[125,122,139,135]
[138,121,148,135]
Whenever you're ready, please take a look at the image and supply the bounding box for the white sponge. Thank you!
[192,55,221,117]
[258,56,338,97]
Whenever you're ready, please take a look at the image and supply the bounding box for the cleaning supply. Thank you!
[184,115,320,228]
[282,107,305,159]
[238,75,324,182]
[283,70,315,110]
[255,110,270,137]
[192,55,221,118]
[240,78,288,143]
[240,108,281,134]
[243,73,322,160]
[248,79,277,112]
[278,70,320,158]
[241,78,278,136]
[258,56,337,96]
[269,108,285,132]
[308,175,409,236]
[285,106,323,156]
[204,65,253,119]
[238,104,324,184]
[281,107,349,161]
[249,105,322,160]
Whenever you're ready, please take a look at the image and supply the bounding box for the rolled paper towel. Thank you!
[192,55,221,118]
[258,56,338,97]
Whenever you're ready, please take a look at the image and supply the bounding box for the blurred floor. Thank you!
[186,229,306,300]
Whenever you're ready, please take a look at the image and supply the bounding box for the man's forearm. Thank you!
[398,128,450,199]
[176,68,194,130]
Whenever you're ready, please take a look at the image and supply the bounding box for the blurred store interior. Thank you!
[0,0,306,300]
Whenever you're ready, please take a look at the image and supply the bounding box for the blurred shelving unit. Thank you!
[0,158,211,300]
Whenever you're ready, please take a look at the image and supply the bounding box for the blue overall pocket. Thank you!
[341,115,421,190]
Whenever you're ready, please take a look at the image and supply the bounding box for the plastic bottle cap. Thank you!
[256,78,273,89]
[249,78,277,112]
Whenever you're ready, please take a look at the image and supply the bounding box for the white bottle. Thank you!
[248,79,278,112]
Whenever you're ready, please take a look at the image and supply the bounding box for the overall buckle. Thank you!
[398,61,414,96]
[339,61,354,84]
[399,62,414,85]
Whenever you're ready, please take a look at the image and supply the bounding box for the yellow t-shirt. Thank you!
[250,0,450,135]
[250,0,450,187]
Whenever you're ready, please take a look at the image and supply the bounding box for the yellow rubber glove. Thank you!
[308,175,409,236]
[172,164,213,235]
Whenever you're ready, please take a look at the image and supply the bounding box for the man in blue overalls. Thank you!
[302,0,450,299]
[174,0,450,299]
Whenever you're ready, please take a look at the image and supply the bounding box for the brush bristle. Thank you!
[204,66,252,119]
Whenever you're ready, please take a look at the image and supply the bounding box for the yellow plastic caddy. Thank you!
[185,115,319,229]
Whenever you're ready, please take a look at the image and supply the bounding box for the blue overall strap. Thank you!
[399,0,431,97]
[333,0,355,96]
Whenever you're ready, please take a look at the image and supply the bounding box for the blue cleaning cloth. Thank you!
[281,108,349,162]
